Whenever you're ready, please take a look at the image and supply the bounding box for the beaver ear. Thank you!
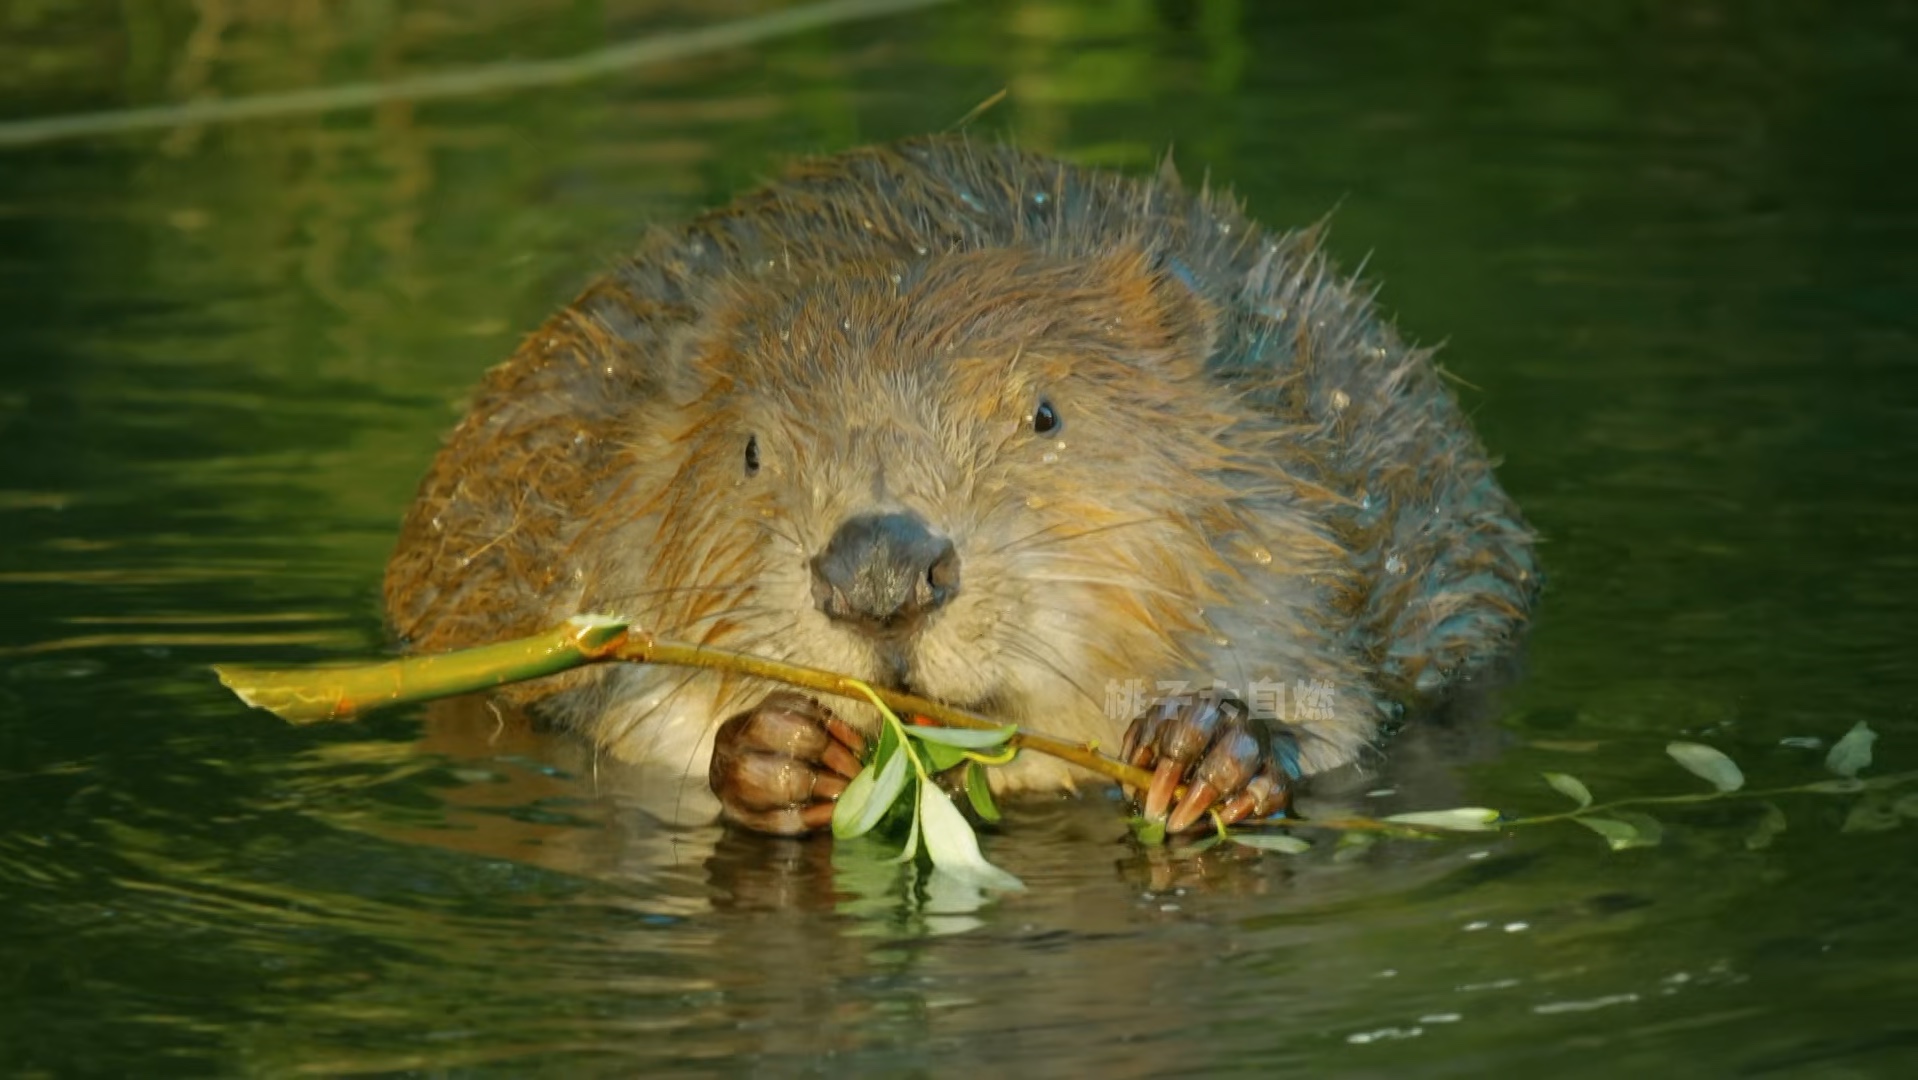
[1090,246,1222,370]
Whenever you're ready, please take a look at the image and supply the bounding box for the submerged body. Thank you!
[384,137,1538,832]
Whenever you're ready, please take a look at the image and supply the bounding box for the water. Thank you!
[4,1,1916,1074]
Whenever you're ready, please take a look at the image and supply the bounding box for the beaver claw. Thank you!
[1121,691,1296,834]
[709,690,869,836]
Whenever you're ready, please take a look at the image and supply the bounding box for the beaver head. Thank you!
[571,244,1329,772]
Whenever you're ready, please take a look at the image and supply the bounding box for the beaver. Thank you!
[383,136,1539,837]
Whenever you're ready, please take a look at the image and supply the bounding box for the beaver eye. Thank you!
[1031,398,1061,436]
[744,435,760,476]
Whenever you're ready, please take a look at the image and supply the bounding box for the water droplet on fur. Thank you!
[1218,221,1232,235]
[1331,389,1351,412]
[778,330,790,343]
[1024,494,1046,510]
[1249,545,1273,566]
[1385,552,1406,574]
[890,273,902,287]
[841,317,852,332]
[915,245,928,256]
[1032,191,1049,205]
[1213,635,1232,648]
[429,515,443,531]
[687,240,705,257]
[1041,451,1059,464]
[861,218,874,230]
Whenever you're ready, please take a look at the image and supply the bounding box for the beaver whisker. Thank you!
[988,514,1167,557]
[996,628,1110,717]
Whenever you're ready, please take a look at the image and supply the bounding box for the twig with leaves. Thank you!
[217,616,1912,891]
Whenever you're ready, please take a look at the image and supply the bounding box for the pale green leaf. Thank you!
[1825,722,1877,778]
[1230,833,1311,854]
[904,723,1019,749]
[1666,742,1745,793]
[1543,771,1593,807]
[890,793,922,864]
[1574,815,1658,850]
[1746,802,1787,851]
[918,784,1024,891]
[831,744,907,840]
[1804,778,1866,794]
[1383,807,1502,832]
[1895,793,1918,820]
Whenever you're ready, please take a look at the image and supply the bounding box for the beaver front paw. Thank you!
[1121,691,1296,834]
[709,690,869,836]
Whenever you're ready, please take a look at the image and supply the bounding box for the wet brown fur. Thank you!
[383,136,1539,798]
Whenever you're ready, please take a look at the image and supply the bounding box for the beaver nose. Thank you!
[810,512,960,637]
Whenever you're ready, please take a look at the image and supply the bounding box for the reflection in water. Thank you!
[3,0,1917,1075]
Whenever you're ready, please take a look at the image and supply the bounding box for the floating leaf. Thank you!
[1842,795,1903,834]
[1574,814,1660,850]
[1383,807,1502,832]
[919,784,1024,891]
[831,743,908,840]
[1746,802,1787,851]
[1825,723,1877,778]
[963,761,1001,823]
[1230,833,1311,854]
[1666,742,1745,792]
[1543,772,1593,807]
[904,723,1019,749]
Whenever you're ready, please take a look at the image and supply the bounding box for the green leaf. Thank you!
[1182,835,1223,854]
[964,761,1001,823]
[1825,722,1877,778]
[1543,772,1593,808]
[918,740,970,774]
[1842,795,1903,834]
[1804,778,1866,794]
[1229,833,1311,854]
[1895,793,1918,820]
[1383,807,1502,832]
[904,723,1019,749]
[1613,811,1665,847]
[918,784,1024,891]
[1333,830,1379,863]
[1130,817,1168,846]
[1666,742,1745,792]
[1746,802,1787,851]
[1573,814,1660,850]
[831,743,908,840]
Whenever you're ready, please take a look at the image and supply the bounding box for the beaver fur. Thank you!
[383,136,1538,821]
